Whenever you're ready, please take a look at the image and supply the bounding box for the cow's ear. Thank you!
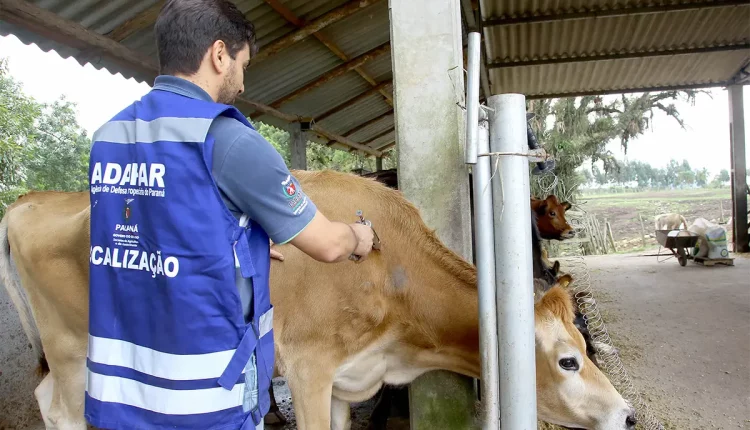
[534,199,548,215]
[551,260,561,276]
[556,274,573,289]
[562,202,572,211]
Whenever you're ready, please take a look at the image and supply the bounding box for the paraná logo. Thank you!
[284,182,297,198]
[123,198,135,223]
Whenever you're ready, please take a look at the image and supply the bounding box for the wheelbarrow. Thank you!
[655,229,699,267]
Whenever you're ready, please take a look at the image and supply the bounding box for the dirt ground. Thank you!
[1,252,748,429]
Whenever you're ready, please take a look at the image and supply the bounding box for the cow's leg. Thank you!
[330,396,351,430]
[285,363,335,430]
[34,372,55,428]
[46,342,88,430]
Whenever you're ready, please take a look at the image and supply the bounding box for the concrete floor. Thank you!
[1,252,748,429]
[583,252,749,430]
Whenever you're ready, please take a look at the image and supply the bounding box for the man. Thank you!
[84,1,375,429]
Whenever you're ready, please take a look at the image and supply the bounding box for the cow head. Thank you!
[532,195,575,240]
[533,275,636,430]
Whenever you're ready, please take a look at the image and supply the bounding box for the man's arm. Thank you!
[288,211,373,262]
[211,121,373,263]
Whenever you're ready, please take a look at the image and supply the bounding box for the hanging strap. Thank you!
[218,214,257,390]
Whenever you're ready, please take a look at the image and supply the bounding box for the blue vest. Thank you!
[84,88,274,430]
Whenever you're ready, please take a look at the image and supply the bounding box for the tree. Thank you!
[1,57,93,217]
[528,90,702,201]
[0,58,40,189]
[718,169,730,183]
[695,168,709,187]
[710,168,730,188]
[23,97,91,192]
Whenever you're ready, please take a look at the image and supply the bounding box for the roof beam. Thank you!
[312,81,391,122]
[345,126,394,151]
[0,0,376,156]
[730,60,750,85]
[261,0,392,106]
[324,110,394,146]
[341,110,393,137]
[378,141,396,152]
[482,0,750,26]
[525,81,731,100]
[487,43,750,68]
[312,125,383,156]
[106,1,165,42]
[252,0,383,63]
[269,42,390,108]
[1,0,157,80]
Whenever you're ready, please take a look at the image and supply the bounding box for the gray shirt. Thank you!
[152,76,317,320]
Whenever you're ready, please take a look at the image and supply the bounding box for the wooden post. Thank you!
[606,220,617,252]
[639,213,647,248]
[288,122,307,170]
[390,0,477,428]
[728,85,748,253]
[376,156,383,172]
[720,200,725,224]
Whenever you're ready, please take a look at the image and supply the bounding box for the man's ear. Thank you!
[210,40,228,73]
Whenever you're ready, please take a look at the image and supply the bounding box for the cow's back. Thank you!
[5,191,91,339]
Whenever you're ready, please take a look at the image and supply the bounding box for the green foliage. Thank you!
[0,57,92,218]
[0,58,41,188]
[709,169,731,188]
[23,97,91,192]
[527,90,703,202]
[254,121,291,165]
[253,120,396,173]
[583,158,724,190]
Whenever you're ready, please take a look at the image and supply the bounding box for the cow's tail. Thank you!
[0,214,48,377]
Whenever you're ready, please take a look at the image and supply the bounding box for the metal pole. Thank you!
[472,110,500,429]
[465,32,481,164]
[488,94,537,429]
[464,30,499,427]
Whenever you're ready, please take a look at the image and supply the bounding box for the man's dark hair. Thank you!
[154,0,257,75]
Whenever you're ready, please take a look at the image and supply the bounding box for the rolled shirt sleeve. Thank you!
[210,118,317,244]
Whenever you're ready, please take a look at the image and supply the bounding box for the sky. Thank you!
[1,33,749,178]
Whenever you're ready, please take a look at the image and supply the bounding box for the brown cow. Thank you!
[0,169,635,430]
[363,170,576,428]
[532,195,575,240]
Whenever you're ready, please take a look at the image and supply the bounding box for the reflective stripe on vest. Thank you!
[85,89,275,430]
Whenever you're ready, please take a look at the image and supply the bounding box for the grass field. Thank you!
[577,188,734,253]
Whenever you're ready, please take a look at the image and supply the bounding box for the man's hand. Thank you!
[289,210,378,263]
[269,239,284,261]
[270,248,284,261]
[349,223,375,260]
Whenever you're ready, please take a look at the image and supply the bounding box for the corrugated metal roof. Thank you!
[1,0,394,152]
[3,0,749,155]
[479,0,750,96]
[492,50,750,97]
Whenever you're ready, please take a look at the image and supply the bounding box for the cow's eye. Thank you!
[559,357,579,371]
[550,211,556,217]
